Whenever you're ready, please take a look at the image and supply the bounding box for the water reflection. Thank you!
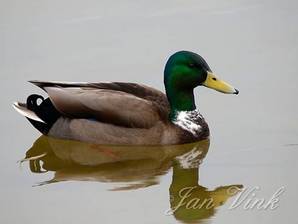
[169,160,242,223]
[23,136,243,222]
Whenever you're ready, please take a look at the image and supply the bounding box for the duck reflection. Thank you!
[169,158,242,223]
[23,135,243,222]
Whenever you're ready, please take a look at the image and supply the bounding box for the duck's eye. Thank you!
[212,77,217,81]
[189,63,195,68]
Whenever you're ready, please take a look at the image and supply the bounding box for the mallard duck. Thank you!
[13,51,238,145]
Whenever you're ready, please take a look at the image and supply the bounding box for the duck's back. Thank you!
[14,81,178,145]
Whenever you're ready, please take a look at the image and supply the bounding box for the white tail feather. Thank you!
[12,102,46,123]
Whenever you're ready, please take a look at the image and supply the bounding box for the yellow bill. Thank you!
[202,71,239,94]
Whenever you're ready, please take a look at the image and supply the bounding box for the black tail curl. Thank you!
[27,94,44,111]
[26,94,61,134]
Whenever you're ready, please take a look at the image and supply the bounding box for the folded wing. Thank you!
[30,81,170,128]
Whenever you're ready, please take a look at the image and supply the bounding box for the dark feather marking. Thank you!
[26,94,61,134]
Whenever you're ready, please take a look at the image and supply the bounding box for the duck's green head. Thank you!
[164,51,238,115]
